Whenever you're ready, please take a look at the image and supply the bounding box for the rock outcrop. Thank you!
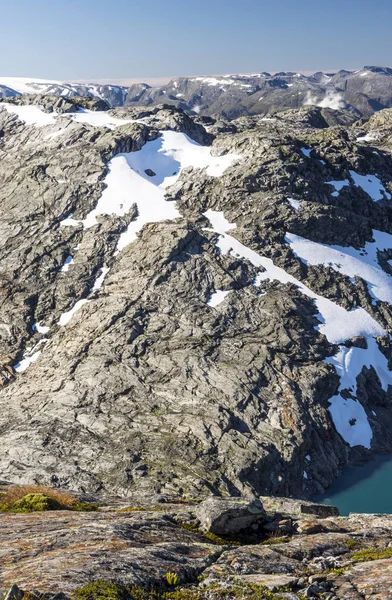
[0,493,391,599]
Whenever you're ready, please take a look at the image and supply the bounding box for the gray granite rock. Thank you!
[196,497,266,535]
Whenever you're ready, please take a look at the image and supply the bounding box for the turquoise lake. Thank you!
[317,455,392,515]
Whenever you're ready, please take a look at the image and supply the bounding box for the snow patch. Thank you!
[1,103,57,126]
[288,198,300,211]
[0,76,61,94]
[14,338,49,373]
[61,133,239,251]
[59,213,81,227]
[357,133,378,142]
[194,77,235,86]
[14,351,42,373]
[326,337,389,448]
[326,172,390,201]
[33,322,50,334]
[326,178,351,197]
[349,170,391,201]
[91,267,109,291]
[60,255,74,273]
[208,290,230,307]
[62,108,137,129]
[58,299,90,326]
[286,230,392,304]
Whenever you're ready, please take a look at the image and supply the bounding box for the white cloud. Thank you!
[304,89,346,111]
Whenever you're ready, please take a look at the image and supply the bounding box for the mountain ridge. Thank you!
[3,66,392,119]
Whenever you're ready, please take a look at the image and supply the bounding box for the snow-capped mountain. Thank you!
[0,91,392,499]
[2,66,392,118]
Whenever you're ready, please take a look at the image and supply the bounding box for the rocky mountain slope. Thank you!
[2,66,392,119]
[0,94,392,502]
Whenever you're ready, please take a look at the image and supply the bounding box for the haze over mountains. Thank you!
[2,65,392,119]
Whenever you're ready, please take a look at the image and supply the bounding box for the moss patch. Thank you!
[119,506,163,513]
[345,539,361,550]
[12,493,62,512]
[351,547,392,562]
[74,581,292,600]
[179,522,240,546]
[261,536,289,546]
[0,486,98,513]
[74,580,129,600]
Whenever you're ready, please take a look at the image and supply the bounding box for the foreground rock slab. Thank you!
[0,500,391,599]
[0,509,221,594]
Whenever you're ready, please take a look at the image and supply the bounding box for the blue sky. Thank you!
[1,0,391,80]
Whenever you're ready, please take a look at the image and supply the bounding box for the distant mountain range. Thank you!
[2,66,392,118]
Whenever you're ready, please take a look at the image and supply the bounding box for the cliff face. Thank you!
[0,96,392,501]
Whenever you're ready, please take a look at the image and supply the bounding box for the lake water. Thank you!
[316,454,392,516]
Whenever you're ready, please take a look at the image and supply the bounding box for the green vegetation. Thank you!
[261,536,289,546]
[202,531,239,546]
[12,493,62,512]
[324,567,348,576]
[178,522,239,546]
[22,592,47,600]
[345,539,361,550]
[0,485,98,513]
[165,573,180,587]
[74,581,293,600]
[72,501,99,512]
[178,522,199,533]
[74,580,130,600]
[351,547,392,562]
[119,506,163,513]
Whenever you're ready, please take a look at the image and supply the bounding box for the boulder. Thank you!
[196,497,266,535]
[296,519,325,534]
[260,496,339,518]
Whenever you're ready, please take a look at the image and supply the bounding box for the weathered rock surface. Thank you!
[0,497,391,599]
